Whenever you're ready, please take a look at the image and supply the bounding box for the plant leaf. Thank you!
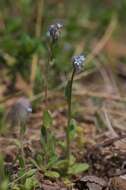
[47,133,56,157]
[69,154,76,166]
[26,169,37,178]
[53,159,68,170]
[68,163,89,175]
[47,155,58,168]
[43,110,52,129]
[44,170,60,179]
[41,126,47,144]
[68,119,77,140]
[18,156,25,169]
[24,176,38,190]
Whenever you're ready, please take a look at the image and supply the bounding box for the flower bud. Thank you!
[46,22,63,43]
[72,54,85,72]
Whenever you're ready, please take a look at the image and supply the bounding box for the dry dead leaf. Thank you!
[110,176,126,190]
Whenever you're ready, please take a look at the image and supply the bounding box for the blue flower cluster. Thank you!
[47,22,63,43]
[72,54,85,72]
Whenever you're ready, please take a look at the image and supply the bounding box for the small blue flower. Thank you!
[72,54,85,72]
[47,22,63,43]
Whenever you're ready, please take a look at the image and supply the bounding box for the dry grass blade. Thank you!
[74,14,117,81]
[30,0,44,97]
[103,106,118,138]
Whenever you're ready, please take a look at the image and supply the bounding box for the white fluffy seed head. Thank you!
[7,97,32,127]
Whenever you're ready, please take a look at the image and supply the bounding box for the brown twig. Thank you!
[74,90,126,103]
[77,106,126,120]
[96,134,126,148]
[103,106,118,138]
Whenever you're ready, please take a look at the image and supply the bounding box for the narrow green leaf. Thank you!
[53,159,68,170]
[47,134,56,156]
[68,119,77,140]
[69,154,76,166]
[41,126,47,144]
[26,169,36,178]
[18,169,36,181]
[36,154,44,167]
[24,178,33,190]
[24,176,38,190]
[68,163,89,175]
[45,170,60,179]
[18,167,25,175]
[47,155,58,168]
[43,110,52,128]
[18,156,25,169]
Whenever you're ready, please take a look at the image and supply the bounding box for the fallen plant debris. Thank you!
[75,175,107,190]
[109,176,126,190]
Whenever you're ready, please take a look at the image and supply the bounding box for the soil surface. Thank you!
[0,68,126,189]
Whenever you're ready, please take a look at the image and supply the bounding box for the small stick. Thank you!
[96,134,126,148]
[103,106,118,138]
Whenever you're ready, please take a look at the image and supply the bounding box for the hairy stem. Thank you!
[19,124,26,167]
[66,68,75,169]
[44,42,54,106]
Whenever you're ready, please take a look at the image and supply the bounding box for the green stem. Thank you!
[44,42,54,106]
[66,68,75,169]
[43,127,48,166]
[43,42,54,166]
[19,124,26,167]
